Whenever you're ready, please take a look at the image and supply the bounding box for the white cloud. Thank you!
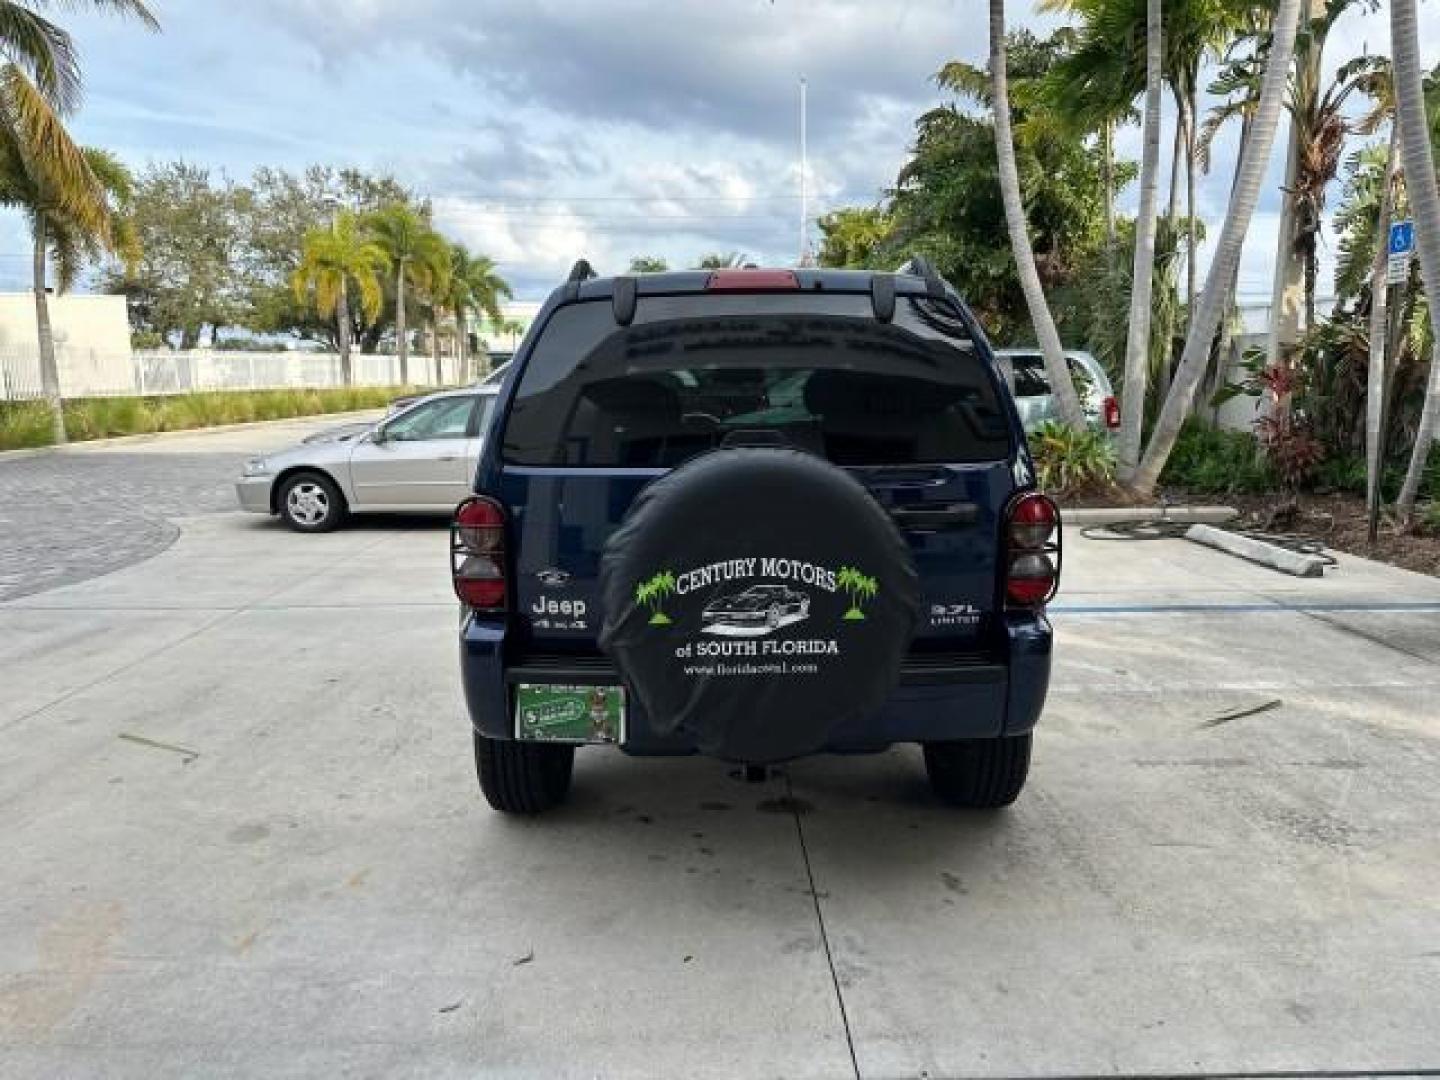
[14,0,1439,306]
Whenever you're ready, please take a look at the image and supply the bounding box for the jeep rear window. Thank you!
[501,294,1011,467]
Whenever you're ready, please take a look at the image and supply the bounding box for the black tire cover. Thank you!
[599,448,920,762]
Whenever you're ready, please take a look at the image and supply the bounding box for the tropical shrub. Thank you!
[1029,420,1117,496]
[1158,422,1276,494]
[1254,414,1326,490]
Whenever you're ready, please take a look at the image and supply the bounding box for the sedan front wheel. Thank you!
[278,472,346,533]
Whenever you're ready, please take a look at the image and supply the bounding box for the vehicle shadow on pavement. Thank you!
[519,747,1012,881]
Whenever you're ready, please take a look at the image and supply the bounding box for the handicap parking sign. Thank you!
[1389,220,1415,255]
[1388,221,1416,284]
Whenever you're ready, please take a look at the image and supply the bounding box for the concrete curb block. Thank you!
[0,409,384,460]
[1185,523,1327,578]
[1061,505,1239,526]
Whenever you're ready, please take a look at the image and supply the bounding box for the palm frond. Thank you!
[37,0,160,31]
[0,3,79,110]
[935,60,991,106]
[0,63,106,233]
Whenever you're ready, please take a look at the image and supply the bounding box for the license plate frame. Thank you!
[514,683,626,745]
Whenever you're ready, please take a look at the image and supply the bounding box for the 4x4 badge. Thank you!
[536,568,571,587]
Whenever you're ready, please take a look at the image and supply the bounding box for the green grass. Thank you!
[0,387,412,452]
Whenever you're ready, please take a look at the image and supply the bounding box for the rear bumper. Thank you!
[460,613,1052,753]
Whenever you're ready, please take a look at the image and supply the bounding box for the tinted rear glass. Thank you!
[1009,354,1097,398]
[502,293,1010,467]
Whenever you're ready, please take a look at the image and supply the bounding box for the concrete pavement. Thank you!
[2,423,1440,1077]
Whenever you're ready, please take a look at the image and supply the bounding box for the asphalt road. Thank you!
[3,420,1440,1078]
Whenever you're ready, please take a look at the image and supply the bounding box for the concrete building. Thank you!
[479,301,543,354]
[0,292,134,398]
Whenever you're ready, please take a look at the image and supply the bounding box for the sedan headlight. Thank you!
[242,457,272,477]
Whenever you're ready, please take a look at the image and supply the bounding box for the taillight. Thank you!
[452,496,507,610]
[705,269,799,291]
[1102,395,1121,430]
[1005,492,1060,607]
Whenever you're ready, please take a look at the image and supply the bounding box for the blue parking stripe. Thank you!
[1051,601,1440,615]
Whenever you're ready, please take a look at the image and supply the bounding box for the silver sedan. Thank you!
[235,387,497,532]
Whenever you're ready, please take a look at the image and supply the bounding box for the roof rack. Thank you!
[612,275,637,326]
[869,273,896,323]
[896,255,946,300]
[563,258,597,302]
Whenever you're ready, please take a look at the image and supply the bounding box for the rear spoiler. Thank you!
[562,253,951,328]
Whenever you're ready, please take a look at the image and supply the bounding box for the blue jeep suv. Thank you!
[453,259,1058,813]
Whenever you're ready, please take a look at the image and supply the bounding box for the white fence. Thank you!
[0,346,469,401]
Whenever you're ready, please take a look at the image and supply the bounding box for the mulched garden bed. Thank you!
[1180,489,1440,578]
[1058,485,1440,577]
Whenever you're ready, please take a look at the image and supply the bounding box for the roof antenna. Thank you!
[797,76,813,267]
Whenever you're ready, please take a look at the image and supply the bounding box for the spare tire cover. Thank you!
[599,447,920,762]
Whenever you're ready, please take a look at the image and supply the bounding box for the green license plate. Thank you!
[515,684,625,744]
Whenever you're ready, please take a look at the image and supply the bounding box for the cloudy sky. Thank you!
[3,0,1437,306]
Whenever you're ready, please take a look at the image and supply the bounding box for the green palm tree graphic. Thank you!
[635,570,677,625]
[837,566,879,621]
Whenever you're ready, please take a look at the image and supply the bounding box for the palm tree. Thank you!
[988,0,1085,429]
[1346,65,1403,531]
[1263,1,1332,393]
[442,244,477,379]
[420,254,451,385]
[292,210,388,386]
[695,252,745,270]
[0,139,138,445]
[1044,0,1241,336]
[1130,0,1303,494]
[440,247,512,382]
[1391,0,1440,525]
[636,571,677,625]
[492,317,525,353]
[0,0,158,443]
[365,203,449,384]
[1113,0,1163,481]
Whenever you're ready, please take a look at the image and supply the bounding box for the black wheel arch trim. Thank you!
[270,465,349,516]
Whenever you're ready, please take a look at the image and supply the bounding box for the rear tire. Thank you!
[923,734,1031,808]
[474,732,575,814]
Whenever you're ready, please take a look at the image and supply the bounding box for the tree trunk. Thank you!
[988,0,1085,430]
[1208,114,1256,425]
[360,321,384,355]
[1266,120,1305,372]
[32,221,65,445]
[1131,0,1302,495]
[1366,123,1400,525]
[1167,102,1184,222]
[336,276,353,387]
[395,260,409,384]
[1185,91,1198,320]
[1117,0,1163,481]
[1393,0,1440,524]
[455,308,469,380]
[1102,121,1116,255]
[434,316,443,384]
